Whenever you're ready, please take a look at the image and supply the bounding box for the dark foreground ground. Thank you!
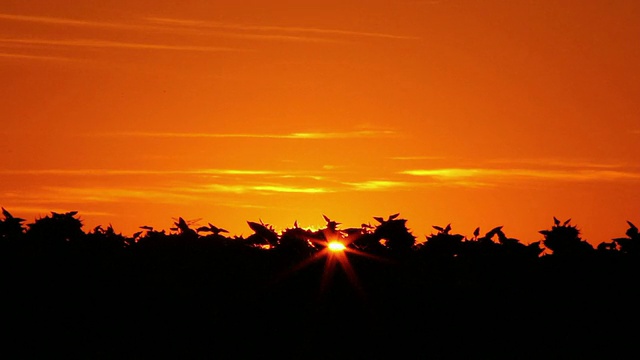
[3,243,640,360]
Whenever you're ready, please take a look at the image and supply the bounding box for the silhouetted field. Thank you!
[2,208,639,359]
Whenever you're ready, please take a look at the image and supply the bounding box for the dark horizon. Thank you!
[2,206,638,251]
[2,206,640,358]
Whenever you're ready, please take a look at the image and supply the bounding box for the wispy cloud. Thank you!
[287,130,398,139]
[0,169,343,196]
[42,186,199,203]
[252,185,329,194]
[147,17,420,40]
[401,168,640,182]
[0,52,73,61]
[0,38,243,52]
[276,174,327,181]
[0,12,416,43]
[186,183,333,195]
[344,180,412,191]
[0,13,138,29]
[93,130,398,140]
[0,168,279,176]
[402,169,482,178]
[0,205,114,217]
[0,12,336,44]
[33,183,333,203]
[216,202,269,210]
[3,186,198,205]
[487,158,627,169]
[211,32,341,43]
[389,156,445,161]
[185,184,249,195]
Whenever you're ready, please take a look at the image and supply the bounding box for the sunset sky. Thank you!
[1,1,639,245]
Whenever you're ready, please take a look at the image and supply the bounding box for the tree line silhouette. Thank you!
[2,207,639,358]
[2,207,638,258]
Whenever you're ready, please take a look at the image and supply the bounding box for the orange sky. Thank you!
[1,0,639,245]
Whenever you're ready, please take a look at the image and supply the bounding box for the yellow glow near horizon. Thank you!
[327,241,346,252]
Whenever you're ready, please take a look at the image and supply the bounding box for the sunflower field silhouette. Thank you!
[1,207,639,358]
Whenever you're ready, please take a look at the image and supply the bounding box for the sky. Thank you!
[1,0,639,246]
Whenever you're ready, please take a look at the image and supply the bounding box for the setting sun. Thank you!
[327,241,346,252]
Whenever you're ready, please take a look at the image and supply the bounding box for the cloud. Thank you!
[0,13,336,43]
[389,156,445,161]
[0,168,280,176]
[402,169,483,178]
[344,180,412,191]
[277,174,327,181]
[41,186,199,204]
[0,13,136,29]
[486,158,627,169]
[400,168,640,182]
[216,203,268,210]
[0,205,114,217]
[33,183,333,203]
[399,169,492,187]
[0,12,336,44]
[94,130,397,140]
[1,167,336,197]
[203,169,276,175]
[211,32,341,43]
[251,185,329,194]
[288,130,398,139]
[3,185,198,206]
[146,17,419,40]
[0,38,243,52]
[0,12,416,44]
[0,52,73,61]
[186,183,332,195]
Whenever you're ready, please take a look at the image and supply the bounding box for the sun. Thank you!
[268,219,392,298]
[300,232,389,296]
[316,238,359,293]
[327,241,346,252]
